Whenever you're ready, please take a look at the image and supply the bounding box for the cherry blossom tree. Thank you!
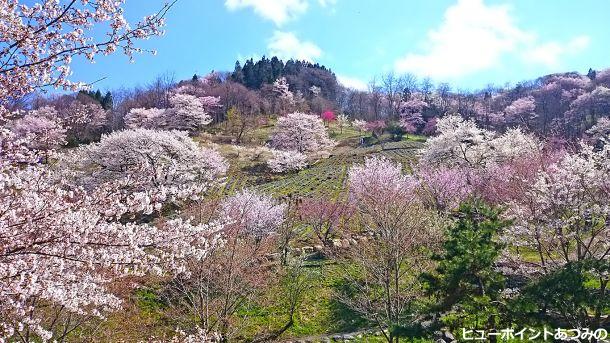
[352,119,367,132]
[586,117,610,146]
[364,120,386,139]
[595,68,610,87]
[0,159,223,342]
[164,93,219,132]
[420,115,495,168]
[272,77,295,114]
[59,100,108,143]
[0,0,172,115]
[267,149,307,173]
[348,156,415,202]
[269,112,335,154]
[63,128,228,203]
[422,117,438,136]
[298,197,353,247]
[11,107,67,154]
[220,188,287,238]
[124,107,167,129]
[508,143,610,272]
[567,86,610,136]
[336,113,349,133]
[164,189,285,339]
[399,98,427,133]
[341,156,443,343]
[415,165,473,212]
[504,96,537,128]
[421,115,540,168]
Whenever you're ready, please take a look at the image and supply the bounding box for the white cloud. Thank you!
[394,0,590,79]
[318,0,337,7]
[337,74,368,91]
[224,0,308,26]
[522,35,590,68]
[268,31,322,62]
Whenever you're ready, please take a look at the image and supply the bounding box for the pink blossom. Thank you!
[321,110,336,122]
[220,189,286,237]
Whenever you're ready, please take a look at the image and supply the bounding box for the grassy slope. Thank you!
[100,124,430,342]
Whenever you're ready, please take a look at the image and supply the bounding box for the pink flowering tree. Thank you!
[269,112,335,155]
[422,117,438,136]
[0,153,224,341]
[321,110,336,126]
[124,107,167,129]
[0,0,171,115]
[399,98,428,133]
[504,96,537,128]
[595,68,610,87]
[11,107,67,155]
[415,165,473,212]
[165,189,285,339]
[364,120,386,139]
[62,129,228,203]
[342,156,443,342]
[567,86,610,136]
[298,197,354,247]
[59,100,108,143]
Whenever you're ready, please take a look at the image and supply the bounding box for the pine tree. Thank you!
[422,201,510,337]
[101,91,113,110]
[231,61,244,84]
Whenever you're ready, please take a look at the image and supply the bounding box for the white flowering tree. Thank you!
[269,112,335,155]
[125,107,167,129]
[421,115,541,168]
[0,129,223,342]
[267,149,308,173]
[63,128,228,202]
[165,93,219,132]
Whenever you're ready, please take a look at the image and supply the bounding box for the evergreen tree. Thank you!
[231,61,244,84]
[422,201,510,337]
[192,74,199,82]
[101,91,113,110]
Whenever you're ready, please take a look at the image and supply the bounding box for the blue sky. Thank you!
[70,0,610,92]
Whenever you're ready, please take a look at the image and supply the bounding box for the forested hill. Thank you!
[229,56,339,99]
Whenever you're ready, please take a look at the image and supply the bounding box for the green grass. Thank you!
[235,260,373,341]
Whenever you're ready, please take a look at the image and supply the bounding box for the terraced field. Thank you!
[213,140,424,200]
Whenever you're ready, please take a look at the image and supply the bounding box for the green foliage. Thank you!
[78,89,113,110]
[422,201,510,332]
[386,121,406,141]
[230,56,337,97]
[513,259,610,328]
